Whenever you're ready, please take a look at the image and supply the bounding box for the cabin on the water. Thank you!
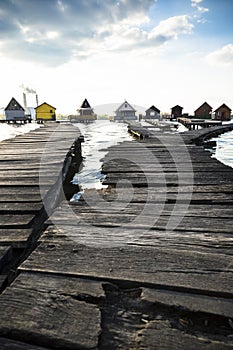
[77,99,96,121]
[145,105,160,120]
[214,104,232,121]
[68,99,97,122]
[5,97,26,123]
[194,102,212,119]
[114,100,137,121]
[35,102,56,122]
[171,105,183,119]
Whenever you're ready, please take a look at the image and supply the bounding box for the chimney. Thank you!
[36,94,39,106]
[23,92,27,111]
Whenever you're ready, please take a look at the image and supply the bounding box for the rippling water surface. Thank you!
[211,130,233,168]
[71,120,133,200]
[213,131,233,168]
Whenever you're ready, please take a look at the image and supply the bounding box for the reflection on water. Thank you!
[71,120,133,200]
[212,130,233,168]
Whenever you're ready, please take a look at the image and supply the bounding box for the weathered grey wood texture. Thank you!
[0,272,102,349]
[0,124,233,349]
[0,121,81,240]
[0,122,81,279]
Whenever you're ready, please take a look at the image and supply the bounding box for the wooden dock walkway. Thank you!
[177,117,223,130]
[0,123,233,349]
[0,122,82,289]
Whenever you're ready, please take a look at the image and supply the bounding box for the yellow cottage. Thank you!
[35,102,56,122]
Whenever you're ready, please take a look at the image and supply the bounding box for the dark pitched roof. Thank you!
[35,102,56,110]
[146,105,160,113]
[214,103,232,112]
[5,97,24,111]
[171,105,183,110]
[195,102,212,112]
[80,99,91,108]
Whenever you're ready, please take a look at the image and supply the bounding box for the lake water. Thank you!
[211,129,233,168]
[71,120,133,200]
[0,122,40,141]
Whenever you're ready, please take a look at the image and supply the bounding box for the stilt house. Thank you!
[5,97,26,122]
[114,101,137,121]
[35,102,56,122]
[214,104,231,121]
[171,105,183,119]
[70,99,97,122]
[194,102,212,119]
[145,105,160,120]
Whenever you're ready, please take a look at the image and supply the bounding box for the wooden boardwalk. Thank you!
[177,117,222,130]
[0,123,233,349]
[0,122,82,289]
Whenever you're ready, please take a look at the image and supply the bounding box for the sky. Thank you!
[0,0,233,115]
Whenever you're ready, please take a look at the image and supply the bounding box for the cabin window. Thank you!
[125,103,127,108]
[50,110,53,113]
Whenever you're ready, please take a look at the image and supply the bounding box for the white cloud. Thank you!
[191,0,209,13]
[205,44,233,66]
[197,5,209,13]
[71,14,193,60]
[0,0,157,65]
[57,0,67,13]
[149,15,193,41]
[191,0,203,5]
[0,1,194,65]
[46,31,59,40]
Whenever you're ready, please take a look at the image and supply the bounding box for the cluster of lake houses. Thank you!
[0,96,232,123]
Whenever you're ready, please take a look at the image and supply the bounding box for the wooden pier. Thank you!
[0,122,82,289]
[177,117,223,130]
[0,123,233,349]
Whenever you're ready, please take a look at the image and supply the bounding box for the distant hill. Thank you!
[94,103,146,117]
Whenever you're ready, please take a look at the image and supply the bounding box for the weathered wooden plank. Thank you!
[77,187,233,207]
[0,162,64,169]
[40,223,233,255]
[100,296,233,350]
[102,165,232,173]
[0,179,55,186]
[87,191,233,204]
[103,171,233,180]
[20,239,233,296]
[0,229,33,247]
[0,214,35,227]
[0,175,52,181]
[0,186,48,201]
[0,195,42,203]
[0,187,41,194]
[14,271,105,298]
[137,319,233,350]
[102,184,233,193]
[47,209,233,233]
[0,272,102,349]
[141,287,233,318]
[0,169,61,177]
[70,202,233,218]
[0,203,42,213]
